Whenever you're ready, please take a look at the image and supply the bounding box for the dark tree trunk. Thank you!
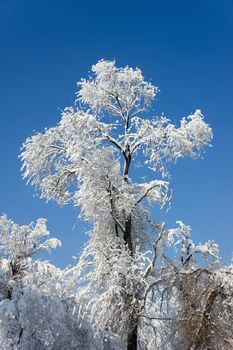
[123,150,131,178]
[127,325,137,350]
[124,216,133,253]
[123,151,138,350]
[124,215,138,350]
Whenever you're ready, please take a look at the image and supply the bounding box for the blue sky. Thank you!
[0,0,232,267]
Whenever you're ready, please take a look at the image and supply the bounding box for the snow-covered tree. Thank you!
[20,60,231,349]
[0,215,103,350]
[140,221,233,349]
[0,215,61,299]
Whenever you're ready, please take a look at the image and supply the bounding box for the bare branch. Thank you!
[131,142,141,154]
[144,223,166,278]
[126,182,162,221]
[104,134,124,153]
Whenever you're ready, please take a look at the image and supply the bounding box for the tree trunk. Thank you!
[127,324,137,350]
[124,216,133,253]
[123,152,138,350]
[124,216,138,350]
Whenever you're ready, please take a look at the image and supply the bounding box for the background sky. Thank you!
[0,0,232,268]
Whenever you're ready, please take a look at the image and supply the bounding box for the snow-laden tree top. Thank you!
[0,215,61,263]
[21,59,212,211]
[77,59,158,116]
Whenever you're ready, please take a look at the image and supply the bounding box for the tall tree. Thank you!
[21,60,213,349]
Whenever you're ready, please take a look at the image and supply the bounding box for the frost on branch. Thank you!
[0,215,61,266]
[137,109,213,177]
[77,230,149,337]
[20,109,106,205]
[77,59,158,117]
